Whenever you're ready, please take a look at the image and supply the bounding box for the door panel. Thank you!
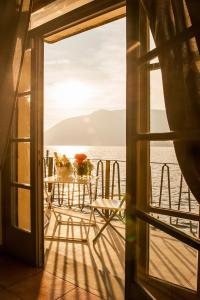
[126,0,200,299]
[4,43,43,266]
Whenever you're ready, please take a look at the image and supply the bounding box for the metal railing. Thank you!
[150,161,199,236]
[43,154,199,235]
[43,156,125,206]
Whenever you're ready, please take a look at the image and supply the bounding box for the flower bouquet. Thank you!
[74,153,94,177]
[54,152,73,178]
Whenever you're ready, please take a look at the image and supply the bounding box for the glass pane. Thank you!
[12,188,31,232]
[149,226,198,290]
[18,96,30,138]
[150,141,199,213]
[150,69,170,133]
[18,142,30,184]
[18,49,31,93]
[11,142,30,184]
[149,213,199,238]
[149,30,169,133]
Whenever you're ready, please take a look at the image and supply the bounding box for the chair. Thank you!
[87,197,126,243]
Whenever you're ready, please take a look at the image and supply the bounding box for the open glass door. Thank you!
[126,1,200,299]
[4,37,44,267]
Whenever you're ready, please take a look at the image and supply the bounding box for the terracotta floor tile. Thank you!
[0,255,41,288]
[45,250,124,300]
[8,271,75,300]
[0,288,21,300]
[58,287,102,300]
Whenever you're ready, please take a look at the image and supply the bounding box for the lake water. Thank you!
[44,144,178,163]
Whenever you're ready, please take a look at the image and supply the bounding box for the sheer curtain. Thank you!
[141,0,200,203]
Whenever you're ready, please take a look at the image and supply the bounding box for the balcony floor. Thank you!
[44,207,197,298]
[0,207,197,300]
[0,253,101,300]
[44,209,125,300]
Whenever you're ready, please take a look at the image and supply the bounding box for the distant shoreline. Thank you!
[45,109,169,146]
[44,143,173,147]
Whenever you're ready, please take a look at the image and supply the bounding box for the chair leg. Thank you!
[93,209,123,244]
[92,208,97,225]
[108,222,125,240]
[86,208,96,239]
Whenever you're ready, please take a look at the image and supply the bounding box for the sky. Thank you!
[44,17,165,130]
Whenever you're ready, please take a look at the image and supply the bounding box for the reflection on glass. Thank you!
[149,226,197,290]
[18,96,30,138]
[12,188,31,232]
[18,142,30,184]
[18,49,31,93]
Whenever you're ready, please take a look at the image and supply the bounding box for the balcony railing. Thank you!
[43,155,199,236]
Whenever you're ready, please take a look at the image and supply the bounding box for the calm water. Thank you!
[44,145,177,163]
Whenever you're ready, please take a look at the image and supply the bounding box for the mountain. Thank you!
[44,109,169,146]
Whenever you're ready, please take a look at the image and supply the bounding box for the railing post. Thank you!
[95,160,104,199]
[48,156,53,194]
[104,160,111,218]
[149,165,153,205]
[111,161,121,199]
[105,160,110,199]
[44,150,49,177]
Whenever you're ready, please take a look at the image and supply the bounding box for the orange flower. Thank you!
[74,153,87,164]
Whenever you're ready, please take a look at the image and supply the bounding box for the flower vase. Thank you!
[56,166,73,179]
[76,164,86,177]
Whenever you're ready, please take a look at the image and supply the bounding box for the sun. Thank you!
[48,79,93,108]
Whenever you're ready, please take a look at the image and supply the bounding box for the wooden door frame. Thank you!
[31,35,44,267]
[126,1,151,298]
[1,0,198,297]
[29,0,200,298]
[30,0,126,40]
[29,0,126,268]
[1,39,44,266]
[29,0,153,296]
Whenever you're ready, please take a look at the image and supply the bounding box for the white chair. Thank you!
[87,197,126,243]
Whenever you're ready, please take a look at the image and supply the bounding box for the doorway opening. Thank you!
[43,18,126,298]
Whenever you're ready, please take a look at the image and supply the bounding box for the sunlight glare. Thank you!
[52,145,89,160]
[46,80,94,108]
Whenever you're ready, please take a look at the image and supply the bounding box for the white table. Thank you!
[44,175,97,242]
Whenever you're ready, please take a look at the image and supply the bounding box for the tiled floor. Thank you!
[0,254,101,300]
[0,209,197,299]
[44,210,125,300]
[0,209,125,300]
[44,209,197,294]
